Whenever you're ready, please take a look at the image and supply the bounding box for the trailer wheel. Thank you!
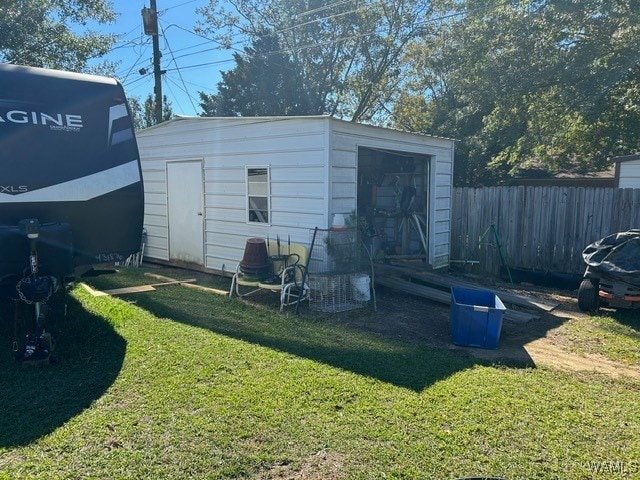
[578,278,600,313]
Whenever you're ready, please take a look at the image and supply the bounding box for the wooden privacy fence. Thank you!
[451,186,640,276]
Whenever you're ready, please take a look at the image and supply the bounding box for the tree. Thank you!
[196,0,440,122]
[395,0,640,185]
[0,0,116,72]
[200,31,322,116]
[130,94,174,130]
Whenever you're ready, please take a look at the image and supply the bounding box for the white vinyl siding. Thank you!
[619,160,640,188]
[137,116,454,273]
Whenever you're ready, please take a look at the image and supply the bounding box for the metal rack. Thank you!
[307,228,371,313]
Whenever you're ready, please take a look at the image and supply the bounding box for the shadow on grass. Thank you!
[126,285,523,393]
[606,308,640,333]
[0,294,125,447]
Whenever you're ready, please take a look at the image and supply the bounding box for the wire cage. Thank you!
[307,228,371,313]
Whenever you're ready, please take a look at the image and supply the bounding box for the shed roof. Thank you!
[612,153,640,163]
[137,115,456,143]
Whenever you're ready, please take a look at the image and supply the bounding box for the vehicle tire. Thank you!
[578,278,600,313]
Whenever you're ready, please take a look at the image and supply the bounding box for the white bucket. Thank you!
[331,213,348,230]
[350,274,371,301]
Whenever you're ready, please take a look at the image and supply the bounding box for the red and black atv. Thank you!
[577,230,640,312]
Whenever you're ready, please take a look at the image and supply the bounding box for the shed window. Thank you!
[247,167,270,223]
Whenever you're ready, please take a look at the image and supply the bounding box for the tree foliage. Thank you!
[196,0,438,122]
[130,94,174,131]
[0,0,116,72]
[196,0,639,184]
[395,0,640,184]
[199,32,323,116]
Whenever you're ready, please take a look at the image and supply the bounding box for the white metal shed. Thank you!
[136,116,455,275]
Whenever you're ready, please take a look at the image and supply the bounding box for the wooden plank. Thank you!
[552,187,565,271]
[548,187,560,270]
[80,276,197,297]
[563,187,578,273]
[144,271,227,295]
[375,264,559,312]
[575,187,588,272]
[591,188,605,240]
[513,186,525,273]
[452,188,465,260]
[375,275,538,323]
[601,188,614,238]
[521,187,532,271]
[505,186,519,270]
[80,282,108,297]
[180,282,229,296]
[103,285,157,295]
[102,279,197,295]
[612,188,625,233]
[144,272,193,283]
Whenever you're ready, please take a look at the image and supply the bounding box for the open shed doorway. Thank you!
[357,147,431,261]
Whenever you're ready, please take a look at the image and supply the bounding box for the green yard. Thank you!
[1,267,638,479]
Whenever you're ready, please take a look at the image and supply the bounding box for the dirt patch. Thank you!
[316,280,640,381]
[523,339,640,380]
[143,263,640,380]
[263,450,347,480]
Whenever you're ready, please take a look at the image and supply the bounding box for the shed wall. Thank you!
[329,121,454,268]
[137,117,329,273]
[618,160,640,188]
[137,117,454,274]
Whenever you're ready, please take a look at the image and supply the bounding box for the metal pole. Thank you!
[143,0,163,124]
[295,227,318,314]
[151,0,162,124]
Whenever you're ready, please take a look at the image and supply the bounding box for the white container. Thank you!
[331,213,348,230]
[350,273,371,301]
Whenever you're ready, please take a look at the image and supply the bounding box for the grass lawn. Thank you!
[1,267,639,479]
[556,310,640,366]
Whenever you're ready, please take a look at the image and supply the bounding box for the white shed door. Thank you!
[167,160,204,265]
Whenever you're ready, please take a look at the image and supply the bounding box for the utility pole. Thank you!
[142,1,163,124]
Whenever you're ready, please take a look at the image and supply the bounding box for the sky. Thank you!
[96,0,238,116]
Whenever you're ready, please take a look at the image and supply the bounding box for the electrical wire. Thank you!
[159,0,199,14]
[151,9,463,75]
[293,0,355,19]
[165,74,203,112]
[111,1,362,83]
[115,0,478,114]
[160,21,198,113]
[162,76,186,113]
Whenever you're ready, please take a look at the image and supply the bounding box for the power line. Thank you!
[165,74,203,113]
[293,0,355,19]
[162,76,186,113]
[178,77,217,93]
[111,0,362,88]
[163,57,235,73]
[123,70,154,89]
[116,0,479,115]
[159,0,199,13]
[164,23,234,50]
[120,51,151,83]
[160,21,198,113]
[161,10,460,74]
[189,1,365,53]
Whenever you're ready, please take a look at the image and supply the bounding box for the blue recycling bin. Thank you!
[450,286,506,349]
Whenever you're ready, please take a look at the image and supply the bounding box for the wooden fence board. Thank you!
[452,186,640,275]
